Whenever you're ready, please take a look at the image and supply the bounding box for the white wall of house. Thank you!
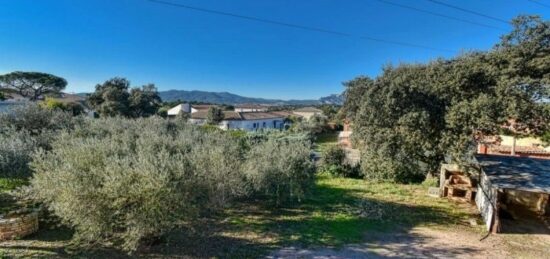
[167,104,191,116]
[189,117,286,131]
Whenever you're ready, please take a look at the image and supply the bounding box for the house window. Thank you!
[263,122,266,128]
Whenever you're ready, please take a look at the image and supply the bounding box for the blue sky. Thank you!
[0,0,548,99]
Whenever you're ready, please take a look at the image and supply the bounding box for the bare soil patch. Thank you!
[269,226,549,258]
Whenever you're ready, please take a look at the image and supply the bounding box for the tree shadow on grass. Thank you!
[1,179,479,258]
[168,181,484,257]
[0,225,132,258]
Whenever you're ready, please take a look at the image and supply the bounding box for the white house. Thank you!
[293,107,324,120]
[167,103,191,116]
[167,103,219,117]
[189,111,289,131]
[191,104,215,113]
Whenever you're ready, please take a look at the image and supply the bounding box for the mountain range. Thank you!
[158,90,344,105]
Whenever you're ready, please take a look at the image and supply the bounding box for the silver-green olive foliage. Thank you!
[344,16,549,183]
[28,117,314,252]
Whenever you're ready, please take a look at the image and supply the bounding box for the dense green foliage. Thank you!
[0,129,36,178]
[0,104,76,178]
[542,130,550,146]
[26,117,314,252]
[244,138,315,205]
[88,78,161,117]
[0,91,5,101]
[206,106,224,124]
[319,145,361,178]
[291,114,329,135]
[344,16,549,182]
[322,145,345,168]
[320,145,346,176]
[0,71,67,101]
[129,84,162,117]
[41,97,85,116]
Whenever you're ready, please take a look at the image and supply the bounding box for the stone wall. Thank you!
[0,211,39,240]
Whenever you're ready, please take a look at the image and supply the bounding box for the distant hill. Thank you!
[76,89,343,106]
[158,90,341,106]
[319,93,344,105]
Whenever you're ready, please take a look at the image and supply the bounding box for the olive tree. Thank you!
[244,138,315,205]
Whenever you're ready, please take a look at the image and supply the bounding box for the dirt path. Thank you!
[269,226,549,258]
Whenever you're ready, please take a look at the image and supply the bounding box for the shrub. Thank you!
[0,104,77,179]
[0,129,36,178]
[244,138,315,205]
[360,149,424,183]
[320,145,345,176]
[322,145,345,167]
[421,175,439,187]
[27,117,316,252]
[290,114,329,135]
[320,145,362,178]
[28,117,249,251]
[0,103,76,139]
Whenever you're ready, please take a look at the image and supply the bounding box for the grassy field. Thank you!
[0,175,479,258]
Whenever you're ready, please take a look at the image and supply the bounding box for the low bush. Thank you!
[244,138,315,205]
[322,145,345,167]
[0,104,79,179]
[0,103,76,136]
[0,129,36,178]
[321,145,360,178]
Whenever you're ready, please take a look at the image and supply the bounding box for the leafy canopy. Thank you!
[88,77,161,118]
[206,106,224,125]
[0,71,67,101]
[344,15,549,183]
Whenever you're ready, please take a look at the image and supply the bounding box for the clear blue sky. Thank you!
[1,0,548,99]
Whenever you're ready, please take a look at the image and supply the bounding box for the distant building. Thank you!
[293,107,323,120]
[189,111,289,131]
[167,103,217,117]
[234,104,268,113]
[191,104,215,113]
[167,103,191,116]
[478,135,550,159]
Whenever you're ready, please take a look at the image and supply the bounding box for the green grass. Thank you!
[313,132,339,152]
[0,178,28,215]
[0,175,478,258]
[0,177,28,192]
[221,175,476,249]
